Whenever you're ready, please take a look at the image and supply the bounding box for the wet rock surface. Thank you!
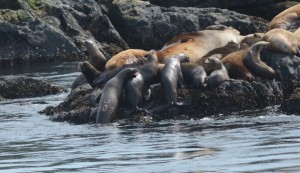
[0,76,67,99]
[281,88,300,115]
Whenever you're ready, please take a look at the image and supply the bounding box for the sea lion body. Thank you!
[207,57,229,89]
[125,50,159,114]
[180,62,207,88]
[221,45,254,81]
[156,28,242,63]
[240,33,264,47]
[262,28,300,56]
[78,61,100,88]
[96,68,138,124]
[198,41,240,74]
[83,40,107,71]
[243,41,276,79]
[268,4,300,31]
[105,49,148,70]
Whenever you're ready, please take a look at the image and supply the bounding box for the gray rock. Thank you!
[109,0,267,50]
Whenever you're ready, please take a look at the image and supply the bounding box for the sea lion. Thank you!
[221,45,254,81]
[268,4,300,31]
[180,62,207,88]
[155,28,242,63]
[96,68,138,124]
[197,41,240,74]
[207,57,229,89]
[105,49,148,70]
[262,28,300,56]
[83,40,107,71]
[146,56,188,113]
[78,61,100,88]
[243,41,276,79]
[125,50,159,115]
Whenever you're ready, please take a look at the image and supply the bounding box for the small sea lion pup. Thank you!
[221,44,254,81]
[262,28,300,56]
[268,4,300,31]
[197,41,240,74]
[207,57,229,89]
[125,50,159,115]
[180,63,207,88]
[243,41,276,79]
[105,49,148,70]
[146,55,189,113]
[96,68,138,124]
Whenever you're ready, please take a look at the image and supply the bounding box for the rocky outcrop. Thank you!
[281,88,300,114]
[41,52,300,124]
[0,76,67,99]
[148,0,300,20]
[109,0,267,50]
[1,0,269,66]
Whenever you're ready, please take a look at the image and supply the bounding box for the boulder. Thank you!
[281,88,300,114]
[0,76,67,99]
[109,0,268,50]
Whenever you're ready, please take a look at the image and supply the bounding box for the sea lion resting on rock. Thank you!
[262,28,300,56]
[207,57,229,89]
[125,50,159,115]
[268,4,300,31]
[146,55,189,113]
[95,68,138,124]
[155,27,242,63]
[221,44,254,81]
[105,49,148,70]
[243,41,276,79]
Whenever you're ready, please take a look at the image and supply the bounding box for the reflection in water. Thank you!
[0,62,300,172]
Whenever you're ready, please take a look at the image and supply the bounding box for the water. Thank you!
[1,62,300,172]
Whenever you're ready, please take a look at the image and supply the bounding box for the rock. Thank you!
[281,88,300,114]
[148,0,300,20]
[109,0,267,50]
[0,76,67,99]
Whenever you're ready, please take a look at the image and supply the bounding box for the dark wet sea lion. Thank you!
[105,49,148,70]
[243,41,276,79]
[78,61,100,88]
[180,62,207,88]
[221,45,254,81]
[96,68,138,124]
[146,56,188,113]
[207,57,229,89]
[125,50,159,115]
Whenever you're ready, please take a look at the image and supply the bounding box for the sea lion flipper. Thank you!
[89,107,98,123]
[71,74,86,90]
[143,88,151,101]
[90,87,102,105]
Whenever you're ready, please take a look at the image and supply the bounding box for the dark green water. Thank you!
[1,62,300,172]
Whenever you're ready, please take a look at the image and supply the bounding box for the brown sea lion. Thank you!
[268,4,300,31]
[105,49,148,70]
[207,57,229,89]
[155,28,242,63]
[240,33,264,47]
[243,41,276,79]
[83,40,107,71]
[96,68,138,124]
[221,45,254,81]
[125,50,159,115]
[262,28,300,56]
[78,61,100,88]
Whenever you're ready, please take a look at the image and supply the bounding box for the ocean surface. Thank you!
[1,62,300,173]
